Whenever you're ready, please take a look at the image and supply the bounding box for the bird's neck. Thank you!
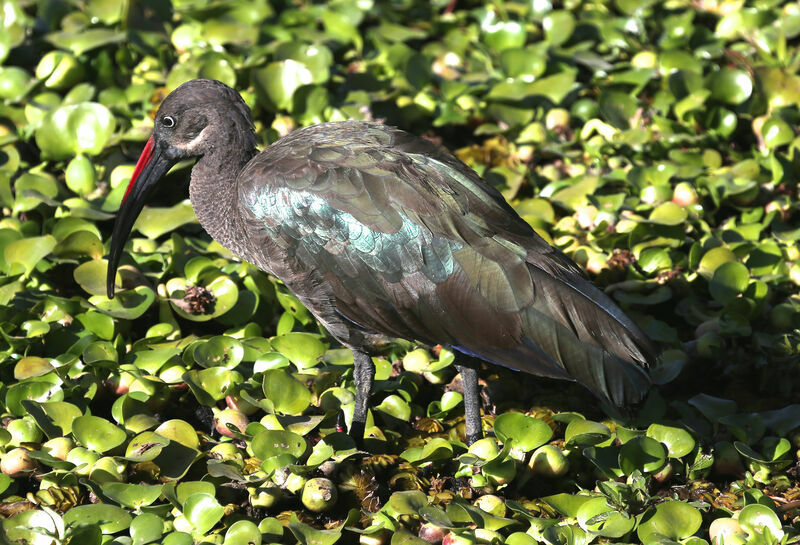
[189,146,257,256]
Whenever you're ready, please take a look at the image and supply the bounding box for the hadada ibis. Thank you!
[107,79,655,444]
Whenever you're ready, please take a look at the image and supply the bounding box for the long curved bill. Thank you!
[106,137,176,298]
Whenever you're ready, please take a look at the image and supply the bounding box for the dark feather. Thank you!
[234,121,655,406]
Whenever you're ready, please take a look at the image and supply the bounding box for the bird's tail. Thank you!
[506,258,656,407]
[512,315,653,407]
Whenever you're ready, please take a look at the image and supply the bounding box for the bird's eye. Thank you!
[162,116,176,128]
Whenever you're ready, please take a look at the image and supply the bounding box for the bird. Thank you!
[106,79,655,445]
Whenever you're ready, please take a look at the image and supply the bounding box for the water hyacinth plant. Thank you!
[0,0,799,544]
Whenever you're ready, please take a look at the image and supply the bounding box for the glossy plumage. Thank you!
[108,79,655,444]
[235,122,654,403]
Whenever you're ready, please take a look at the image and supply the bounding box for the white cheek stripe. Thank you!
[182,127,209,151]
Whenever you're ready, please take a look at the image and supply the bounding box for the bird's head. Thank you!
[106,79,255,298]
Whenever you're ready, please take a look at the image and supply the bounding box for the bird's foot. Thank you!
[349,420,366,449]
[338,410,366,449]
[465,431,482,446]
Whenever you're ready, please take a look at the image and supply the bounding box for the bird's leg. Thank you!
[350,350,375,445]
[457,364,482,445]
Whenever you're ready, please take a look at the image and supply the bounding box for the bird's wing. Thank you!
[237,122,654,405]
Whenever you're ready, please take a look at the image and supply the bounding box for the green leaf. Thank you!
[543,11,575,45]
[199,56,237,88]
[251,429,307,460]
[4,511,61,545]
[275,42,333,84]
[401,437,453,464]
[306,432,357,465]
[758,67,800,108]
[318,387,355,411]
[505,532,538,545]
[697,247,737,280]
[262,368,311,414]
[254,60,313,111]
[131,347,181,374]
[63,504,132,534]
[647,202,688,226]
[87,0,124,25]
[102,483,163,510]
[638,248,672,274]
[224,520,263,545]
[35,102,116,159]
[447,499,516,531]
[482,21,526,51]
[762,405,800,436]
[321,9,362,50]
[499,47,546,79]
[738,504,784,540]
[90,286,156,319]
[130,512,165,545]
[564,419,611,446]
[125,431,170,462]
[646,424,695,458]
[24,400,82,437]
[270,332,327,369]
[4,235,56,276]
[74,259,110,296]
[376,394,411,421]
[289,514,342,545]
[192,336,244,369]
[734,437,791,465]
[259,518,284,542]
[0,474,11,495]
[550,175,598,211]
[576,497,636,538]
[386,490,428,515]
[541,493,595,518]
[183,367,243,404]
[5,381,64,417]
[599,91,638,129]
[173,481,216,506]
[688,394,738,423]
[391,530,431,545]
[710,68,753,105]
[55,230,104,259]
[493,413,553,452]
[155,420,200,449]
[527,71,577,104]
[618,436,667,474]
[46,28,125,55]
[14,356,54,379]
[72,415,127,453]
[162,532,194,545]
[761,117,794,148]
[709,261,750,305]
[13,172,58,213]
[637,501,702,542]
[167,274,239,322]
[134,201,197,239]
[0,66,31,101]
[183,493,224,535]
[440,391,462,412]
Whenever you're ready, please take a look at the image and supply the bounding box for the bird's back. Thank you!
[234,121,655,406]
